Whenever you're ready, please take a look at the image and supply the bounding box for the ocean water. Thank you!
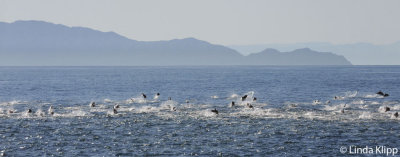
[0,66,400,156]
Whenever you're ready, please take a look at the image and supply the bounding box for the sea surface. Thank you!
[0,66,400,156]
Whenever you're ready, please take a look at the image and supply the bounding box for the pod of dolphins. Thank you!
[5,90,398,118]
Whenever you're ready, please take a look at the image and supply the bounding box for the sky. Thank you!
[1,0,400,46]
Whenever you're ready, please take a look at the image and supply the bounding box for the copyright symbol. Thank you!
[340,146,347,154]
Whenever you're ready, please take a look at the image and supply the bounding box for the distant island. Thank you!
[229,42,400,65]
[0,21,351,66]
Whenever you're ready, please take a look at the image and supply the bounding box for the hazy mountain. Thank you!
[246,48,351,65]
[0,20,351,66]
[229,42,400,65]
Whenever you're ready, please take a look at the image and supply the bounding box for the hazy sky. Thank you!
[1,0,400,45]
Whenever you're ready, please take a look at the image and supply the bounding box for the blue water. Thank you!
[0,66,400,156]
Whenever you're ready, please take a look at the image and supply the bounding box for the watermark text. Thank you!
[340,145,398,156]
